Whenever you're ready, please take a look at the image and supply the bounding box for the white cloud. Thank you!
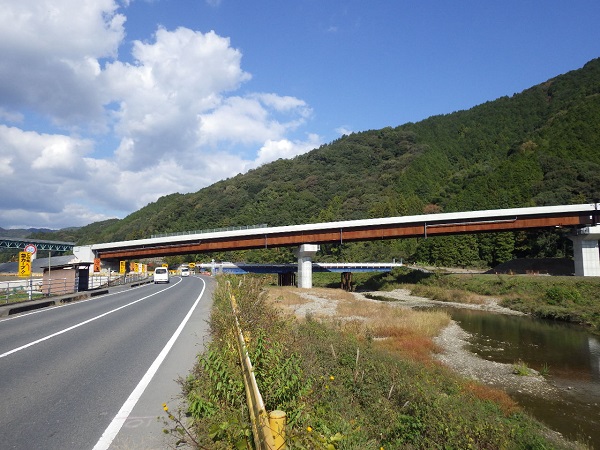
[0,0,125,128]
[0,2,319,229]
[198,94,312,148]
[335,126,353,136]
[252,134,321,168]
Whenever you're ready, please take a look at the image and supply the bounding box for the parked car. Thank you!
[154,267,170,284]
[180,267,190,277]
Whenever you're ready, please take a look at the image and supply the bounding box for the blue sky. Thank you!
[1,0,599,230]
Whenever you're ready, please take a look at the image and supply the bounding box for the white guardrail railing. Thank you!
[1,273,150,303]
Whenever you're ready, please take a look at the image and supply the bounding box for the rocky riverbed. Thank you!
[287,288,559,399]
[358,289,560,398]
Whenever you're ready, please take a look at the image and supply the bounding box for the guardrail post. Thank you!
[229,292,285,449]
[269,410,286,449]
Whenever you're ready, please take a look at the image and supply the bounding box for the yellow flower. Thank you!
[329,375,335,381]
[307,426,313,432]
[162,403,169,412]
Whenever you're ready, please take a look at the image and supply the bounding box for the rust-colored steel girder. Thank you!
[95,209,595,260]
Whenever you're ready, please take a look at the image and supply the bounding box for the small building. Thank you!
[42,262,92,296]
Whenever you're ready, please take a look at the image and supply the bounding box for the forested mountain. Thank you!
[32,58,600,267]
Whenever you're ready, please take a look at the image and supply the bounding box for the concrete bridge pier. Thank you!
[294,244,320,288]
[570,226,600,276]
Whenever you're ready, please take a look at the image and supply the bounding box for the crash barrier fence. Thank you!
[1,272,150,303]
[89,272,150,289]
[229,292,287,450]
[1,277,68,302]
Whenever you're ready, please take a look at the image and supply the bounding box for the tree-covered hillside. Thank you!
[31,58,600,267]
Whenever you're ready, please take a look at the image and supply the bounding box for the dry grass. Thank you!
[464,381,521,416]
[410,284,487,305]
[266,286,451,362]
[268,286,312,307]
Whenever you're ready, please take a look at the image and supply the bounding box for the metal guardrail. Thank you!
[151,224,268,239]
[1,273,150,303]
[230,292,286,450]
[0,277,74,302]
[88,272,150,289]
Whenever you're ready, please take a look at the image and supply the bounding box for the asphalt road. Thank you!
[0,275,215,449]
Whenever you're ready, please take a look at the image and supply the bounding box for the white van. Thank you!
[154,267,170,284]
[180,267,190,277]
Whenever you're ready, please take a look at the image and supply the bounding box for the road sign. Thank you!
[94,258,101,272]
[188,262,196,268]
[24,244,37,254]
[18,252,31,277]
[119,261,126,274]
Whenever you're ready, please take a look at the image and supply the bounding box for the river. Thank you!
[445,307,600,448]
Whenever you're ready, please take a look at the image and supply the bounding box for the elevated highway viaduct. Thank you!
[76,203,600,288]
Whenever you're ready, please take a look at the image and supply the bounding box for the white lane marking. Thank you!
[92,277,207,450]
[0,280,182,359]
[0,281,155,323]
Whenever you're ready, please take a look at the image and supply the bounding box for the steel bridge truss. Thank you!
[0,237,75,252]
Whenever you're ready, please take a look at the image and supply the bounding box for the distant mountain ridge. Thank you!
[0,227,55,239]
[30,58,600,267]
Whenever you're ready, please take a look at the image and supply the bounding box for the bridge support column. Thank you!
[294,244,320,288]
[73,245,94,263]
[569,226,600,276]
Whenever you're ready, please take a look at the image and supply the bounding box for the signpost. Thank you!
[119,261,126,274]
[18,252,31,277]
[18,251,32,300]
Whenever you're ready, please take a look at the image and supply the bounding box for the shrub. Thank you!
[545,286,583,305]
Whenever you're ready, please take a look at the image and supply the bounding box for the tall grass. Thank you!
[178,275,580,449]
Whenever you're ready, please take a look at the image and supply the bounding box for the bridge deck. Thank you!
[90,203,599,259]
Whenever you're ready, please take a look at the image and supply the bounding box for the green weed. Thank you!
[178,275,580,449]
[512,360,531,376]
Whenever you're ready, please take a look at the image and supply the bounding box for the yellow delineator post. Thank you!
[230,293,286,449]
[269,410,287,448]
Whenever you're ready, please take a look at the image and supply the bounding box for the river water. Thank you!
[445,308,600,448]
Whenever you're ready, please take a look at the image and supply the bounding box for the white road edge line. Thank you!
[92,277,207,450]
[0,279,182,359]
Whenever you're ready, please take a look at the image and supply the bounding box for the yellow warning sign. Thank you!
[119,261,126,274]
[18,252,31,277]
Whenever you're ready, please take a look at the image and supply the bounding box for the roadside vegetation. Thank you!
[174,274,580,449]
[312,268,600,335]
